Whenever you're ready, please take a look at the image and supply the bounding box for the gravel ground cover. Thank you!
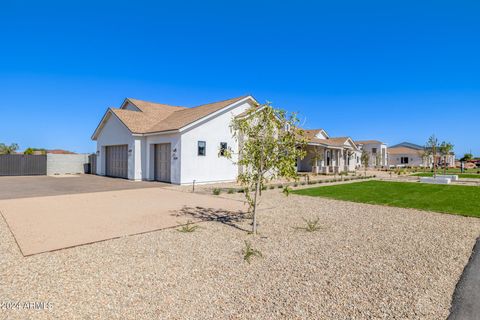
[1,190,479,319]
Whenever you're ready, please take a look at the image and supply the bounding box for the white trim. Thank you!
[91,108,133,140]
[121,98,142,111]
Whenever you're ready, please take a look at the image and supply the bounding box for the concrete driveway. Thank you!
[0,176,245,256]
[0,175,165,200]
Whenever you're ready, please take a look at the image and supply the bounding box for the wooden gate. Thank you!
[0,154,47,176]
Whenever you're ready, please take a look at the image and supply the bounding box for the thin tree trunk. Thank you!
[252,175,261,234]
[444,155,447,175]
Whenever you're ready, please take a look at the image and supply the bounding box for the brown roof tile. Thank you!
[111,95,249,134]
[355,140,383,145]
[388,146,424,155]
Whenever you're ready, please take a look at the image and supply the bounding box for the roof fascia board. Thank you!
[91,108,133,140]
[121,98,142,111]
[179,96,257,133]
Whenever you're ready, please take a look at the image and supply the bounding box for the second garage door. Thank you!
[154,143,171,182]
[105,145,128,179]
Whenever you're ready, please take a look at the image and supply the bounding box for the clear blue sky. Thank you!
[1,0,479,156]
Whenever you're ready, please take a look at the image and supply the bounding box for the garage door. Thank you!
[105,145,128,179]
[154,143,171,183]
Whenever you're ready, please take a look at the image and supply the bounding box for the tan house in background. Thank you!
[388,142,455,168]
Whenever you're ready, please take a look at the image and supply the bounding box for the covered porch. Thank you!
[298,144,357,174]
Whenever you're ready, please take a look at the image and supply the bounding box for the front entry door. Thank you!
[154,143,171,183]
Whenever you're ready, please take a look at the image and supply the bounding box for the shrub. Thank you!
[227,188,235,194]
[237,188,245,193]
[277,184,283,189]
[269,185,275,189]
[177,221,199,233]
[242,241,262,264]
[295,218,321,232]
[282,186,292,196]
[212,188,221,195]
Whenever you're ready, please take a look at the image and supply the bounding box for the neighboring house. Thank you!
[92,95,257,184]
[297,129,359,174]
[355,140,388,168]
[388,142,455,168]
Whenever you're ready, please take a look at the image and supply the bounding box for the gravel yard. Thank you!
[1,189,479,319]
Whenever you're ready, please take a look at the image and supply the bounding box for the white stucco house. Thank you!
[297,129,359,174]
[91,95,257,184]
[355,140,388,168]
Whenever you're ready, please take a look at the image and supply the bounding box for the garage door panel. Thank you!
[106,145,128,179]
[154,143,171,183]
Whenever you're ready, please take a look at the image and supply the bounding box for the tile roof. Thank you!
[307,136,356,148]
[304,129,326,140]
[111,95,249,134]
[388,146,424,155]
[390,142,423,150]
[355,140,383,145]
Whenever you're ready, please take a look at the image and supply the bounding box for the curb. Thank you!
[448,237,480,320]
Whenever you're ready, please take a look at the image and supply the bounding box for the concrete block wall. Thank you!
[46,154,90,175]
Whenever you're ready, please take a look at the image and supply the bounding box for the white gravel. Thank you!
[1,189,479,319]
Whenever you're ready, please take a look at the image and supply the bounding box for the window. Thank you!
[401,157,409,164]
[219,142,228,156]
[198,141,206,156]
[372,148,377,154]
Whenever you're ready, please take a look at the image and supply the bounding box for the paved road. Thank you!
[448,237,480,320]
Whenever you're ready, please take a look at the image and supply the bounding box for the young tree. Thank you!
[226,102,307,234]
[361,150,369,176]
[425,135,439,178]
[375,151,382,169]
[439,141,454,175]
[0,143,19,154]
[461,153,473,162]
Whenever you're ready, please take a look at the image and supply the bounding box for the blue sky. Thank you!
[1,0,479,156]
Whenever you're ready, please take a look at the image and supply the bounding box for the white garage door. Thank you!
[105,145,128,179]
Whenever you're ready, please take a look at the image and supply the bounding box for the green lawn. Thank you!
[412,172,480,179]
[416,168,479,174]
[292,180,480,217]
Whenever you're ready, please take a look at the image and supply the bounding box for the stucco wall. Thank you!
[95,113,136,179]
[145,133,182,184]
[388,154,424,167]
[46,154,90,175]
[360,143,388,167]
[179,100,252,184]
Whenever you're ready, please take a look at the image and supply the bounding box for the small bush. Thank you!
[227,188,235,194]
[277,184,283,189]
[269,185,275,189]
[261,185,267,191]
[237,188,245,193]
[242,241,262,264]
[282,186,292,196]
[293,183,298,187]
[177,221,199,233]
[295,218,322,232]
[212,188,221,195]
